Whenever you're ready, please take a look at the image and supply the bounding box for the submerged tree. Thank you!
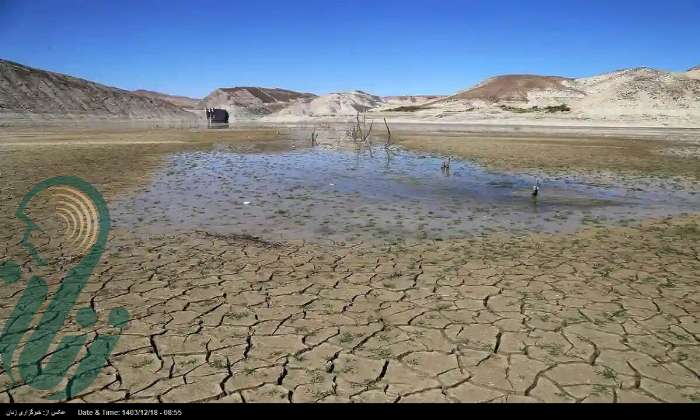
[311,127,319,146]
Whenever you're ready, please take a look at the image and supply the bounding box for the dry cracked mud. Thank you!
[1,215,699,403]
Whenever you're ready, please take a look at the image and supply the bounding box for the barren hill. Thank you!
[382,95,445,105]
[132,89,200,109]
[573,67,700,117]
[405,67,700,125]
[0,59,195,122]
[198,87,316,118]
[447,74,584,104]
[266,91,384,120]
[685,65,700,80]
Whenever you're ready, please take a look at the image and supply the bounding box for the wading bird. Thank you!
[441,156,451,171]
[532,180,541,197]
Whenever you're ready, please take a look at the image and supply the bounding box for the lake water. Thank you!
[111,145,700,244]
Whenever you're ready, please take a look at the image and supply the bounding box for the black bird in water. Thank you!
[441,156,451,171]
[440,157,452,177]
[532,180,541,197]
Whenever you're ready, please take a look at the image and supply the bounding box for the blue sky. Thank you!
[1,0,698,98]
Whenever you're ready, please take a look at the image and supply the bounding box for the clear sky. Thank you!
[1,0,698,98]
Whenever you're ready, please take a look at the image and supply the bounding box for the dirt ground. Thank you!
[394,131,700,181]
[0,125,698,402]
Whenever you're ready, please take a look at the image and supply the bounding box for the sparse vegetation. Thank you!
[544,104,571,112]
[385,105,425,112]
[668,222,700,239]
[347,112,375,156]
[499,104,570,113]
[598,367,617,381]
[131,358,154,369]
[209,359,228,369]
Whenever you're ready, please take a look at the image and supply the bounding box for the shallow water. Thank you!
[111,145,700,244]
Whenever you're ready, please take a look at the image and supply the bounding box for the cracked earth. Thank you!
[1,215,698,403]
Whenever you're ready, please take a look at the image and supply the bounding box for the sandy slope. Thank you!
[0,59,196,123]
[434,68,700,126]
[685,64,700,80]
[448,74,584,104]
[132,89,200,109]
[198,87,315,119]
[574,68,699,116]
[263,90,384,120]
[381,95,445,106]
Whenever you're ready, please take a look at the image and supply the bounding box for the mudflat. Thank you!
[0,124,698,402]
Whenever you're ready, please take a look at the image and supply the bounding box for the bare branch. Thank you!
[364,121,373,142]
[311,127,319,146]
[383,118,391,147]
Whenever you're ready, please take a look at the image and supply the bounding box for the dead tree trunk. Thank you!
[384,118,391,147]
[311,127,319,146]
